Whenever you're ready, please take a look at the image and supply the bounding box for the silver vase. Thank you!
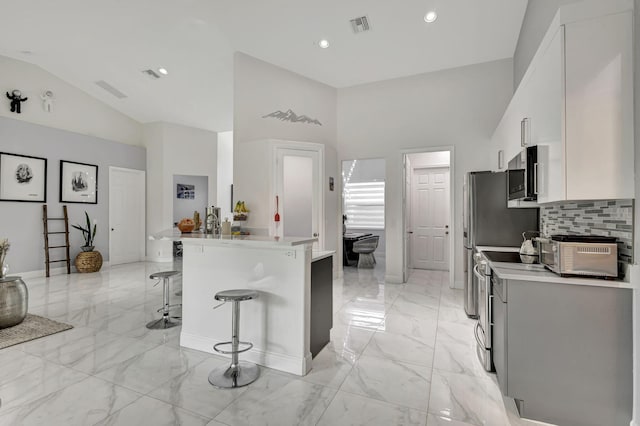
[0,276,28,329]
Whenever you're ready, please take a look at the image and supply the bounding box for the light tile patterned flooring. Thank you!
[0,260,536,425]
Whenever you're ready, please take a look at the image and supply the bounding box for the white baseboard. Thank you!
[180,332,311,376]
[385,274,404,284]
[145,256,174,263]
[18,261,111,279]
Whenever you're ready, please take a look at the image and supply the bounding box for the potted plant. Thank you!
[72,211,97,252]
[72,212,102,273]
[0,238,10,278]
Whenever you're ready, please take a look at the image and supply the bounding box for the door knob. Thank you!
[445,225,449,228]
[111,228,114,231]
[407,231,413,234]
[445,231,449,235]
[313,233,318,237]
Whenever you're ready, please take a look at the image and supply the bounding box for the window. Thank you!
[343,181,385,229]
[342,159,385,230]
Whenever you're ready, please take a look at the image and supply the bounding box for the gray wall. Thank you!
[513,0,582,89]
[0,116,146,273]
[172,174,208,225]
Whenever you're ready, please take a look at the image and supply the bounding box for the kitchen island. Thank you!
[178,233,329,376]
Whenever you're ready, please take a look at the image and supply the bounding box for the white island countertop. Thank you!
[150,229,317,247]
[476,245,635,289]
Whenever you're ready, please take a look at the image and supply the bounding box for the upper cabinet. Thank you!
[491,0,634,203]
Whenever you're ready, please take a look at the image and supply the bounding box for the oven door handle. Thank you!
[489,295,494,326]
[473,264,485,281]
[474,322,484,348]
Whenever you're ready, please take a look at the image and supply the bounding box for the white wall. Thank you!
[216,131,234,222]
[234,53,337,147]
[173,174,208,225]
[513,0,583,89]
[144,122,218,260]
[233,53,339,261]
[337,59,514,285]
[0,55,142,146]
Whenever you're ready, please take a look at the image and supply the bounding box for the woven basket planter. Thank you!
[75,251,103,273]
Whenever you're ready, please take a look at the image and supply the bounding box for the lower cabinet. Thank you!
[492,278,632,426]
[310,256,333,358]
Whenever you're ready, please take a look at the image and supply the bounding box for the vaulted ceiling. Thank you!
[0,0,528,132]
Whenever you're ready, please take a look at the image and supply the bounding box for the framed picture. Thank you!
[60,160,98,204]
[176,183,195,200]
[0,152,47,202]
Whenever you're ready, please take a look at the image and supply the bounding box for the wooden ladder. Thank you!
[43,205,71,277]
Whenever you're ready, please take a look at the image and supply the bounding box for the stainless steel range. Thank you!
[462,171,538,319]
[473,252,493,371]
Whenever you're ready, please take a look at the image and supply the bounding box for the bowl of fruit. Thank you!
[177,218,196,233]
[233,201,249,221]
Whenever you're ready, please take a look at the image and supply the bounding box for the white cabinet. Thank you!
[563,11,634,200]
[491,3,634,203]
[531,26,564,203]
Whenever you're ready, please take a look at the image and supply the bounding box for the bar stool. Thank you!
[146,270,182,329]
[208,289,259,388]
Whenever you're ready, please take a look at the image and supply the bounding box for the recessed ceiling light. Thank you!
[424,10,438,23]
[318,39,330,49]
[158,67,169,75]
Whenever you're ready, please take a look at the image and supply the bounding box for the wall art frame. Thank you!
[59,160,98,204]
[0,152,47,202]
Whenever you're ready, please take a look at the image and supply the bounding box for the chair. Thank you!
[146,270,182,329]
[352,236,379,268]
[208,289,260,388]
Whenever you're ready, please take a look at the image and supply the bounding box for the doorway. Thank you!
[109,167,145,265]
[273,142,324,250]
[402,149,453,283]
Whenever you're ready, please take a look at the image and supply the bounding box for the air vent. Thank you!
[94,80,128,99]
[350,15,370,33]
[142,69,161,79]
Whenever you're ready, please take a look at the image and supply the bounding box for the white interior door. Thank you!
[109,167,145,265]
[411,167,450,270]
[275,146,323,249]
[403,155,411,279]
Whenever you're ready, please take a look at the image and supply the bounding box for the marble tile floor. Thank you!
[0,261,538,426]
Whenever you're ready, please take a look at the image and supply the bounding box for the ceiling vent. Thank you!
[142,69,161,79]
[94,80,128,99]
[350,15,370,33]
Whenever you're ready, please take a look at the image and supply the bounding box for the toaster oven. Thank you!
[539,235,618,278]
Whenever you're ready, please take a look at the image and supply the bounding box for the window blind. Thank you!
[343,181,385,229]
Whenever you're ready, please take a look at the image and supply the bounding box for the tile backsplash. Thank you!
[540,200,634,263]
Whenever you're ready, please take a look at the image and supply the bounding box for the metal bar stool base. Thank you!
[146,317,180,329]
[208,361,259,388]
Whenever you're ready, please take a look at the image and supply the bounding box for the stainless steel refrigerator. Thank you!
[463,171,538,317]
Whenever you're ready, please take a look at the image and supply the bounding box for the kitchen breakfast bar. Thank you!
[176,233,331,376]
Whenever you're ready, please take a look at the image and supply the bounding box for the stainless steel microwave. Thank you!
[507,146,537,201]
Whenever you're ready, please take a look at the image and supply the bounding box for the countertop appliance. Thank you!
[539,235,618,278]
[507,146,538,201]
[463,171,539,318]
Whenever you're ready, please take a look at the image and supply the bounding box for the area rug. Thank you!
[0,314,73,349]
